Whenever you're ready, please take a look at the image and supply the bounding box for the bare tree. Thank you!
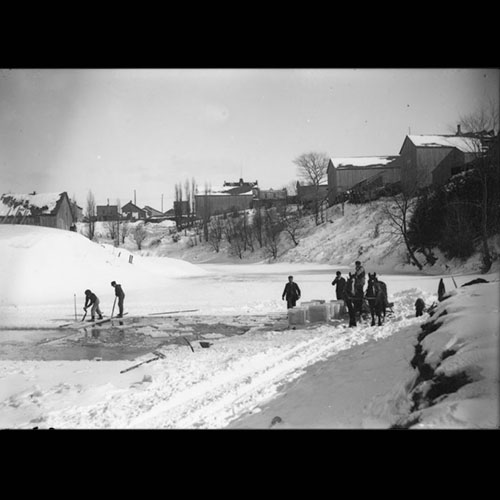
[280,203,301,247]
[456,103,499,272]
[293,152,329,225]
[191,177,197,227]
[242,210,254,252]
[184,179,191,228]
[224,214,245,259]
[284,180,298,198]
[120,220,130,244]
[115,198,121,246]
[263,207,283,260]
[132,222,147,250]
[104,221,118,241]
[85,190,96,240]
[174,183,183,230]
[252,207,264,248]
[201,182,212,242]
[208,215,224,253]
[382,189,423,270]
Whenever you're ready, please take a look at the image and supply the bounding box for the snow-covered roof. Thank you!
[143,206,164,216]
[330,156,398,168]
[406,135,480,153]
[0,192,66,217]
[200,185,255,196]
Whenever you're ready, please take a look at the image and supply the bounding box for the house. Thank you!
[121,201,146,220]
[327,156,400,206]
[398,127,484,192]
[143,205,165,219]
[0,191,75,230]
[173,200,190,216]
[253,187,288,209]
[163,208,176,220]
[70,201,83,222]
[96,203,119,221]
[435,135,499,186]
[194,178,258,219]
[296,182,329,208]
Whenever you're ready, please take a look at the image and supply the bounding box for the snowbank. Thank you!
[0,225,208,307]
[366,281,499,428]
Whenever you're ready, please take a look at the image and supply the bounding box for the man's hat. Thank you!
[111,281,116,286]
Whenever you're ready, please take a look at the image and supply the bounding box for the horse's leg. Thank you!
[370,304,375,326]
[347,298,356,327]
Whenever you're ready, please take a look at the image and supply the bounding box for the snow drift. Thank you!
[0,225,208,306]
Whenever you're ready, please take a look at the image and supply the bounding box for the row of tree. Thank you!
[204,205,302,260]
[174,178,197,229]
[83,190,150,249]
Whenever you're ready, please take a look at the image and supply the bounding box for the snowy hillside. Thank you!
[98,201,500,275]
[279,201,500,275]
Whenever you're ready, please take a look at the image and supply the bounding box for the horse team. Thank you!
[332,261,389,328]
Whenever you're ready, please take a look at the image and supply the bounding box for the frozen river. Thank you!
[0,261,487,362]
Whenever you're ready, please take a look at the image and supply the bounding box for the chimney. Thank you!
[107,198,109,206]
[456,124,462,136]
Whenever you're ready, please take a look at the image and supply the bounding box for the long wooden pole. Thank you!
[111,296,117,319]
[74,294,77,321]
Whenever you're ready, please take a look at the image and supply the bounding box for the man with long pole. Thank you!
[111,281,125,318]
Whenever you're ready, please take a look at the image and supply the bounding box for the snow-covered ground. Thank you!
[0,224,498,429]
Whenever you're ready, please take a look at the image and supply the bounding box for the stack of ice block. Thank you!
[329,300,346,319]
[287,307,307,326]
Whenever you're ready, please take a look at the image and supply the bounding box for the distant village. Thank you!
[1,126,498,232]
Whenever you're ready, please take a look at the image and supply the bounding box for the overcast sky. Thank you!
[0,68,498,210]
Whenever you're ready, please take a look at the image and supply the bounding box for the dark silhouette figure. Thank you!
[353,261,366,316]
[331,271,346,300]
[343,273,357,327]
[282,275,301,309]
[415,298,425,317]
[83,289,103,321]
[111,281,125,318]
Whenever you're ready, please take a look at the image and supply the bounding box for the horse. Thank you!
[365,272,388,326]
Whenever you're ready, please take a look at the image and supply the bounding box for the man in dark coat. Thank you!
[354,261,366,293]
[83,289,103,321]
[343,274,357,327]
[353,261,366,316]
[282,275,301,309]
[111,281,125,318]
[331,271,346,300]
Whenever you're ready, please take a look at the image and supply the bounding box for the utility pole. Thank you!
[116,198,121,247]
[161,194,163,212]
[134,190,136,205]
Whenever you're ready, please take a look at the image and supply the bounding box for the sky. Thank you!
[0,68,498,211]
